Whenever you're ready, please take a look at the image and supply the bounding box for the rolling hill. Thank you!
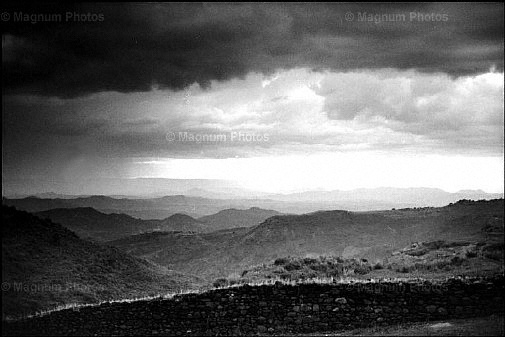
[110,199,504,281]
[34,207,160,241]
[33,207,276,242]
[1,206,203,318]
[108,227,250,277]
[34,208,206,241]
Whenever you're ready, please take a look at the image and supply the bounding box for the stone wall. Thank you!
[3,276,504,336]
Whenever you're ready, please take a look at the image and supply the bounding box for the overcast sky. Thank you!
[2,3,504,195]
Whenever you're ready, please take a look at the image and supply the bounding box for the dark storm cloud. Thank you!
[2,2,503,98]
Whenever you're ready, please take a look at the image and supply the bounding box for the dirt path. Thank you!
[283,314,504,336]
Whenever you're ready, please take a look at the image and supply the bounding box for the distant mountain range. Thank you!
[2,178,256,199]
[3,195,273,219]
[267,187,503,205]
[1,206,202,318]
[3,187,503,219]
[3,195,231,219]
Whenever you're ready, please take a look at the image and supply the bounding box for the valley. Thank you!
[110,199,504,281]
[2,198,503,332]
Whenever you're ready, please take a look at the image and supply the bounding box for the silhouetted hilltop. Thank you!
[158,213,207,232]
[198,207,282,230]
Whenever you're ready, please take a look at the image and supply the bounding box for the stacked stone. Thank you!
[3,276,503,336]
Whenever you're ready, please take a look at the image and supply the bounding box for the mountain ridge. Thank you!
[33,206,282,241]
[4,187,502,219]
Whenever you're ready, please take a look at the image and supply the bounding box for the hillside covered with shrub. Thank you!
[1,206,203,318]
[213,238,504,287]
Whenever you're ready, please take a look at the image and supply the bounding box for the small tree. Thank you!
[213,278,229,288]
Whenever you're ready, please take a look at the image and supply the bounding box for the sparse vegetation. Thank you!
[274,257,289,266]
[382,239,504,277]
[373,262,384,270]
[213,255,375,286]
[481,242,504,261]
[212,278,229,288]
[213,237,504,287]
[466,251,478,258]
